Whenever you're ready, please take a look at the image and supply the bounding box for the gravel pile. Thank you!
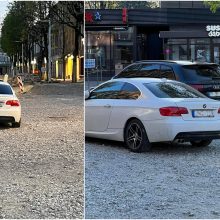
[85,138,220,219]
[0,83,84,218]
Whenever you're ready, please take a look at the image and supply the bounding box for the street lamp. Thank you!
[39,19,52,82]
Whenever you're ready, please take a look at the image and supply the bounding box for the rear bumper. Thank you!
[174,131,220,141]
[0,107,21,122]
[0,116,15,123]
[143,119,220,142]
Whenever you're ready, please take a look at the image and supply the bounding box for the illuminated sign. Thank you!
[122,8,128,24]
[85,12,102,23]
[206,25,220,37]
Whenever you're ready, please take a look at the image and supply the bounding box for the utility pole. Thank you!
[48,19,52,82]
[21,43,24,74]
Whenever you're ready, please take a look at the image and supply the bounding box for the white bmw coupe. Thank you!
[0,81,21,128]
[85,78,220,152]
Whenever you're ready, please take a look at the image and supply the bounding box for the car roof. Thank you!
[0,81,11,86]
[134,60,217,66]
[112,77,174,84]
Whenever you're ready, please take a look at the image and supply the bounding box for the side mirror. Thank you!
[85,90,90,100]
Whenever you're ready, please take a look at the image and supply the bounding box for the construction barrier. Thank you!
[17,76,24,93]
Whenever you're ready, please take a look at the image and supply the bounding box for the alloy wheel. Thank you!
[126,123,143,150]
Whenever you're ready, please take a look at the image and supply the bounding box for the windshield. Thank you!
[0,84,13,95]
[144,82,206,98]
[182,64,220,81]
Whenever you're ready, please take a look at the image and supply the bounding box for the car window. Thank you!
[0,84,13,95]
[182,64,220,81]
[118,82,141,99]
[160,65,176,80]
[115,64,141,78]
[134,64,160,77]
[89,81,124,99]
[144,82,206,98]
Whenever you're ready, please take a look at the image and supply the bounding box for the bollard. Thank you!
[3,74,8,82]
[17,76,24,93]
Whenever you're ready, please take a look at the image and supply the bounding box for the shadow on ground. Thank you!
[85,137,212,154]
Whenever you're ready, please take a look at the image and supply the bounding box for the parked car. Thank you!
[113,60,220,100]
[85,78,220,152]
[0,81,21,127]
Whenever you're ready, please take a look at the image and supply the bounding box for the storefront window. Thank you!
[165,38,212,62]
[113,27,133,66]
[189,38,210,62]
[165,39,187,60]
[86,27,134,77]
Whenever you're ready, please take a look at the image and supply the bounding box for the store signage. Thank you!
[122,8,128,24]
[85,12,102,23]
[206,25,220,37]
[85,59,96,69]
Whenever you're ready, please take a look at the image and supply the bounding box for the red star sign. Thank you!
[85,12,93,23]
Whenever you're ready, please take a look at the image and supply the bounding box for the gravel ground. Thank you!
[0,83,84,218]
[85,138,220,219]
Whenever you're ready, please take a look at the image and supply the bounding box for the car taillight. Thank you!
[6,100,20,106]
[218,108,220,114]
[190,84,204,92]
[159,107,188,116]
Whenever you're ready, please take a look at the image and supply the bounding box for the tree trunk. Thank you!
[72,31,79,83]
[63,23,66,81]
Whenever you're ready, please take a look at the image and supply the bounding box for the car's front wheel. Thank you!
[124,119,151,153]
[190,140,212,147]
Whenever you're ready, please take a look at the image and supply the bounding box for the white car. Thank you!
[85,78,220,152]
[0,81,21,127]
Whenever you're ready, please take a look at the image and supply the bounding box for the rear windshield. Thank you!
[116,63,160,78]
[0,84,13,95]
[144,82,206,98]
[182,64,220,81]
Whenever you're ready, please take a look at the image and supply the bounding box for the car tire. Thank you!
[190,140,212,147]
[12,120,21,128]
[124,119,151,153]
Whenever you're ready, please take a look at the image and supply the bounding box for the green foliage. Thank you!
[204,1,220,13]
[85,1,159,9]
[1,1,37,55]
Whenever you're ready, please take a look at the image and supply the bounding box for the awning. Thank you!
[159,31,209,38]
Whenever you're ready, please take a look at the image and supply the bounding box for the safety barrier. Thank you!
[17,76,24,93]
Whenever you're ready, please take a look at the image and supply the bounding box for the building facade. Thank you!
[0,52,11,75]
[51,23,84,81]
[85,1,220,78]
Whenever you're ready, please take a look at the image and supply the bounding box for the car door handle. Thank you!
[104,104,111,108]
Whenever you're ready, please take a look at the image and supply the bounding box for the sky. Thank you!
[0,0,11,33]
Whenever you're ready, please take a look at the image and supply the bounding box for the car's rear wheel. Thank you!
[12,120,21,128]
[124,119,151,153]
[190,140,212,147]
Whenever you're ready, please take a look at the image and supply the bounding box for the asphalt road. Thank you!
[85,138,220,219]
[0,83,84,218]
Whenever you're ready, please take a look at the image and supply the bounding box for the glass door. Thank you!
[214,45,220,64]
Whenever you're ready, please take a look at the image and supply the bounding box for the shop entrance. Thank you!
[213,44,220,64]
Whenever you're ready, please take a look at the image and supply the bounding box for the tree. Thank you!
[204,1,220,13]
[85,1,159,9]
[1,1,53,76]
[49,1,84,82]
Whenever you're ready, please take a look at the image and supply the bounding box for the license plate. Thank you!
[0,102,4,107]
[207,91,220,97]
[192,110,214,118]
